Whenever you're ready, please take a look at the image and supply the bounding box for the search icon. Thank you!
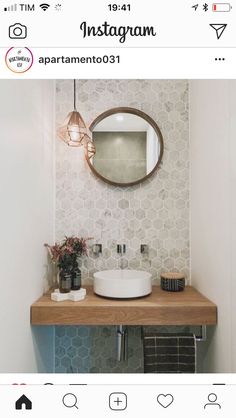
[62,393,78,409]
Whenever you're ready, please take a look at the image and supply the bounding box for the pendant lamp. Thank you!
[57,80,93,150]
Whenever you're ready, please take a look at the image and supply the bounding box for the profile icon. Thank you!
[5,47,33,73]
[204,393,221,409]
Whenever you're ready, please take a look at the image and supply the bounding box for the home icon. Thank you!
[15,395,32,410]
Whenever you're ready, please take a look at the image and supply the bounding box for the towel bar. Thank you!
[141,325,207,342]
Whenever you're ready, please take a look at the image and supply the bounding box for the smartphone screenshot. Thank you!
[0,0,236,416]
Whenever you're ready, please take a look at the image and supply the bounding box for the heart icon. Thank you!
[157,394,174,408]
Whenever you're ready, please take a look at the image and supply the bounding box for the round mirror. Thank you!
[86,107,164,187]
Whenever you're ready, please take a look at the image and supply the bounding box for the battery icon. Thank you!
[212,3,232,11]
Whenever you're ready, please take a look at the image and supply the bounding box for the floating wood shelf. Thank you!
[31,286,217,326]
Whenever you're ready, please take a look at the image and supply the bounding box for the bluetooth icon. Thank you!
[203,3,209,11]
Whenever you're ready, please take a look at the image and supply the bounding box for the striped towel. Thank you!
[143,333,196,373]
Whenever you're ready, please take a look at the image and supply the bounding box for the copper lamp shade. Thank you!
[57,109,88,147]
[57,80,95,152]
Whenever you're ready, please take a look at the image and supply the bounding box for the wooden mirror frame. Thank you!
[85,107,164,187]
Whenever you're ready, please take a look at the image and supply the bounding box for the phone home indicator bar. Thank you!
[212,3,232,11]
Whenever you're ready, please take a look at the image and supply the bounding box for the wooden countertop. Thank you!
[30,286,217,326]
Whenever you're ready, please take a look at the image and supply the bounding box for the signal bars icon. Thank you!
[4,3,17,11]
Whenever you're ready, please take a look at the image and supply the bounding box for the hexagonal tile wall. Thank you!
[55,79,190,373]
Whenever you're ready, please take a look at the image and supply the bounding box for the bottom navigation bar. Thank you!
[0,383,233,417]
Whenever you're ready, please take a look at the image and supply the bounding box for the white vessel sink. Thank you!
[93,269,152,299]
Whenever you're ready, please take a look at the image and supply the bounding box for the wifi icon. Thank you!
[39,3,50,11]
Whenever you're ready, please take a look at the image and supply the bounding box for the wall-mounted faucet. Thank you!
[117,244,127,270]
[117,244,126,255]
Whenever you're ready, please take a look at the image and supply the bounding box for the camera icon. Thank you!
[9,23,27,39]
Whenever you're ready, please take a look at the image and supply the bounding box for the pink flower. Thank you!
[44,236,93,263]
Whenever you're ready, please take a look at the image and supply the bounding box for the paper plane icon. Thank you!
[192,4,199,10]
[210,24,227,39]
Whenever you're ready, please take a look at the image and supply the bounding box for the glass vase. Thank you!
[59,270,71,293]
[71,268,81,291]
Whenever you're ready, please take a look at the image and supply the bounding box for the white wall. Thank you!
[0,80,55,372]
[190,80,236,372]
[229,81,236,372]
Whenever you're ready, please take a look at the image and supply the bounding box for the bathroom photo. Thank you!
[0,79,236,374]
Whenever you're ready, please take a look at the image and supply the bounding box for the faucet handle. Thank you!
[117,244,122,254]
[92,244,102,254]
[117,244,126,254]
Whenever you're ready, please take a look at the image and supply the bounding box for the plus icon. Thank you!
[114,397,122,406]
[109,393,127,411]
